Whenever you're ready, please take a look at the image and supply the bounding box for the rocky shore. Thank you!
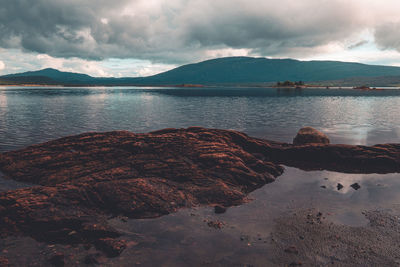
[0,127,399,265]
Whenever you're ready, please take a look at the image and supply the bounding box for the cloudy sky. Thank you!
[1,0,400,77]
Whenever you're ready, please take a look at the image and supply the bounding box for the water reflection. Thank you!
[0,87,400,151]
[105,167,400,266]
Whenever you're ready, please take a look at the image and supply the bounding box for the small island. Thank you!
[276,80,306,88]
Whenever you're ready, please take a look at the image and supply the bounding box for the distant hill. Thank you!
[144,57,400,84]
[2,57,400,86]
[2,68,99,84]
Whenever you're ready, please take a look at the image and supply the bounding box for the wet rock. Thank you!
[268,142,400,173]
[351,183,361,190]
[83,254,100,265]
[94,238,127,258]
[0,127,399,258]
[0,128,284,255]
[293,127,330,145]
[207,220,225,229]
[48,252,64,267]
[214,205,227,214]
[337,183,344,190]
[240,235,250,242]
[284,246,299,254]
[0,256,9,267]
[83,253,107,265]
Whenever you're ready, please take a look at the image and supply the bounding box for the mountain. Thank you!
[2,68,98,84]
[2,57,400,86]
[144,57,400,84]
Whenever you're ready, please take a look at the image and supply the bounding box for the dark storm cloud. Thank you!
[0,0,379,63]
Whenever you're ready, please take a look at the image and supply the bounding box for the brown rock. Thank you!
[0,127,399,258]
[351,183,361,190]
[214,205,227,214]
[0,256,9,267]
[293,127,330,145]
[48,252,64,267]
[0,127,284,256]
[266,143,400,173]
[94,238,127,257]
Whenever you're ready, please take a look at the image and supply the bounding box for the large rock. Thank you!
[0,127,399,258]
[0,127,284,256]
[293,127,330,145]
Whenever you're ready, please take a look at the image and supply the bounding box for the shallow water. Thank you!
[1,86,400,265]
[1,86,400,152]
[105,167,400,266]
[4,167,398,266]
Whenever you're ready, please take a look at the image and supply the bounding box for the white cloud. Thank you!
[0,49,175,77]
[2,1,400,75]
[2,0,400,63]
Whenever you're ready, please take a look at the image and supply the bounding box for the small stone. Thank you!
[214,205,227,214]
[320,185,327,189]
[337,183,344,190]
[284,246,299,254]
[207,220,224,229]
[293,127,330,145]
[351,183,361,190]
[240,235,249,241]
[68,230,77,236]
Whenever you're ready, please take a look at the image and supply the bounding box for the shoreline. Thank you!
[0,84,399,90]
[0,127,399,265]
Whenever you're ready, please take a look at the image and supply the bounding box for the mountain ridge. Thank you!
[2,57,400,86]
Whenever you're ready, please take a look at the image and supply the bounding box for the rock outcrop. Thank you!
[0,127,284,256]
[0,256,9,267]
[0,127,399,258]
[293,127,330,145]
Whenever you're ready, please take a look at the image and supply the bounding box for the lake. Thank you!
[1,86,400,152]
[1,86,400,266]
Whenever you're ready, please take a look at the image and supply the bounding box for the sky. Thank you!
[1,0,400,77]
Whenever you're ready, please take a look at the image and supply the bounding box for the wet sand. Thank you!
[1,167,400,266]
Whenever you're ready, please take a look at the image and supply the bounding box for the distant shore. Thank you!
[0,83,398,90]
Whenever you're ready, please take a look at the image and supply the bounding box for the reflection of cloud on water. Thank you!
[320,172,365,194]
[321,124,372,145]
[0,92,7,121]
[140,93,154,101]
[319,171,400,196]
[395,127,400,139]
[0,91,7,108]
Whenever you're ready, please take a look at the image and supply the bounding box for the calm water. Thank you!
[1,86,400,265]
[1,86,400,152]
